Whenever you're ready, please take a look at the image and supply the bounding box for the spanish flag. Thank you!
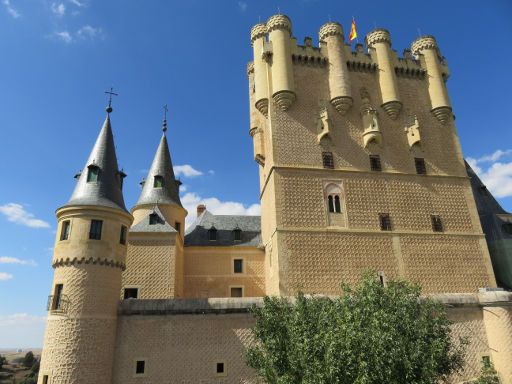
[349,17,357,43]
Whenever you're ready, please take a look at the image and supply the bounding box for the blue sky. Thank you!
[0,0,511,348]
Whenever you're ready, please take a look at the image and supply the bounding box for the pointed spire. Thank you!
[63,112,127,212]
[135,114,182,208]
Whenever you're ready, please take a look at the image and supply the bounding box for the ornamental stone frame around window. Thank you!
[323,181,347,227]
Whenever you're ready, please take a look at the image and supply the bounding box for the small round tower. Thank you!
[365,29,402,119]
[319,22,353,114]
[250,23,270,117]
[38,108,133,384]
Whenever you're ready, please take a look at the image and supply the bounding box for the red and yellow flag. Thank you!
[349,17,357,42]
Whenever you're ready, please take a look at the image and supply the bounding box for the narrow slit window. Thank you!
[334,196,341,213]
[415,157,427,175]
[369,155,382,172]
[233,228,242,241]
[42,376,49,384]
[87,165,99,183]
[234,259,243,274]
[216,362,225,374]
[60,220,70,241]
[89,220,103,240]
[322,151,334,169]
[153,175,164,188]
[328,195,334,213]
[120,225,127,245]
[52,284,63,310]
[135,360,145,375]
[431,215,444,232]
[379,213,392,231]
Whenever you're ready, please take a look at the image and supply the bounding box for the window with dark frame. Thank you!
[175,221,181,233]
[135,360,145,375]
[369,155,382,172]
[216,362,225,374]
[119,225,127,245]
[322,151,334,169]
[149,213,163,225]
[328,195,341,213]
[431,215,444,232]
[153,175,164,188]
[208,227,217,241]
[42,375,49,384]
[415,157,427,175]
[60,220,70,241]
[87,165,99,183]
[124,288,139,299]
[89,220,103,240]
[52,284,63,310]
[233,228,242,241]
[379,213,392,231]
[234,259,243,274]
[230,287,243,297]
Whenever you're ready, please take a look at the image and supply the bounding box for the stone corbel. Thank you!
[404,116,421,148]
[317,108,331,143]
[362,108,382,148]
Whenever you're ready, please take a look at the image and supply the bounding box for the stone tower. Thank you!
[38,108,133,383]
[248,15,497,296]
[121,115,187,299]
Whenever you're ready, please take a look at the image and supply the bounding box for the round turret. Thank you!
[365,28,392,47]
[319,22,343,42]
[250,23,267,45]
[411,35,438,55]
[266,14,292,33]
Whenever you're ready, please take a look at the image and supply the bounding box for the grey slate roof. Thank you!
[130,206,177,233]
[135,130,182,208]
[62,114,127,212]
[184,210,261,247]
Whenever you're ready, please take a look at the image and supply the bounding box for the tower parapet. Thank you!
[411,35,452,124]
[319,22,353,114]
[365,28,402,119]
[266,14,296,111]
[250,23,270,117]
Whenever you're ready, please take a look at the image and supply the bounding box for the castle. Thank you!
[38,15,512,384]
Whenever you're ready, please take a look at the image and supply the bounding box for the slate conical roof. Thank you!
[63,113,127,212]
[135,121,183,208]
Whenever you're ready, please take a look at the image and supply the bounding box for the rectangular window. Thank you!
[379,213,392,231]
[87,166,99,183]
[415,157,427,175]
[120,225,127,245]
[52,284,63,310]
[216,362,225,374]
[369,155,382,172]
[208,228,217,241]
[42,375,49,384]
[60,220,70,241]
[175,222,181,233]
[322,152,334,169]
[234,259,243,274]
[233,229,242,241]
[89,220,103,240]
[135,360,145,375]
[431,215,444,232]
[153,175,163,188]
[124,288,139,299]
[230,287,243,297]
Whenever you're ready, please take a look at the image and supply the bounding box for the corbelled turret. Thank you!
[65,113,127,212]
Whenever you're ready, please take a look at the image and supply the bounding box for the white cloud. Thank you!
[467,149,512,198]
[0,313,46,327]
[238,1,247,11]
[2,0,20,18]
[54,30,72,43]
[0,257,37,266]
[181,192,260,226]
[77,25,102,40]
[174,164,203,178]
[208,170,215,175]
[68,0,86,7]
[0,272,13,281]
[0,203,50,229]
[51,2,65,16]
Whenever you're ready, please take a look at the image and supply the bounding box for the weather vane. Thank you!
[105,87,118,113]
[162,104,168,132]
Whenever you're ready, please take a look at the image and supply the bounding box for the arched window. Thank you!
[325,183,343,214]
[87,165,99,183]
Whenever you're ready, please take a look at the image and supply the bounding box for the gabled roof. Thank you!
[130,206,177,233]
[135,126,182,208]
[184,210,261,247]
[62,113,127,212]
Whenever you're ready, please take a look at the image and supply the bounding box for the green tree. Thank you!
[475,360,500,384]
[246,273,467,384]
[0,354,6,370]
[22,352,35,368]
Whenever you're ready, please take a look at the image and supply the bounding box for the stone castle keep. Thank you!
[38,15,512,384]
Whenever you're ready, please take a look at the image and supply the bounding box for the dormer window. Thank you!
[208,226,217,241]
[149,212,162,225]
[233,228,242,241]
[153,175,164,188]
[87,165,99,183]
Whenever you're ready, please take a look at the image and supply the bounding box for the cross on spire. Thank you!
[162,104,168,132]
[105,87,118,113]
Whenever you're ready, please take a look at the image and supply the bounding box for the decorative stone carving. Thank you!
[431,106,452,125]
[273,90,296,111]
[404,116,421,148]
[360,88,382,148]
[317,107,332,143]
[331,96,353,115]
[381,100,402,120]
[255,99,269,117]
